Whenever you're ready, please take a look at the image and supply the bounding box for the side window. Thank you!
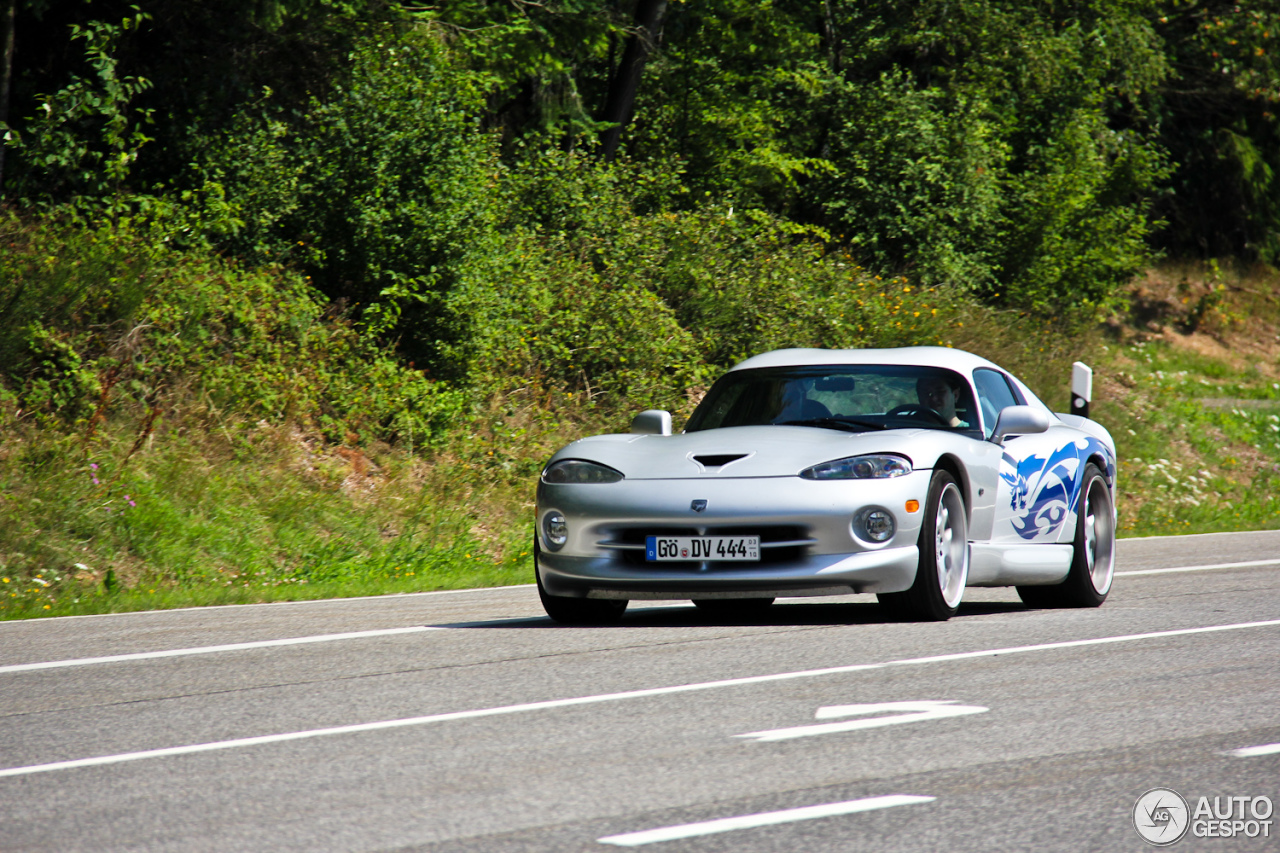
[972,369,1022,438]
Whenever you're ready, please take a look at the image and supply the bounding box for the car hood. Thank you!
[547,425,948,480]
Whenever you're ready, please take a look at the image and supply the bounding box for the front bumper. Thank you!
[536,472,929,600]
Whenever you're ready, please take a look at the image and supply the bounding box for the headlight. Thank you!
[542,459,624,484]
[800,454,912,480]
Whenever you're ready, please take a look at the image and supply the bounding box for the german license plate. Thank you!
[645,535,759,562]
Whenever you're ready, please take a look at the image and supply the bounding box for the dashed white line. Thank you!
[1225,742,1280,758]
[0,626,447,674]
[1117,559,1280,577]
[3,617,1279,779]
[597,795,935,846]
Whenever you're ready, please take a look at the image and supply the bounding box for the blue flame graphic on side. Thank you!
[1001,437,1113,541]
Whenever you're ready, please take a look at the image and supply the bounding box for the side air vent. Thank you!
[694,454,748,468]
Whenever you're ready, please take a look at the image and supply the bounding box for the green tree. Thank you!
[194,29,499,371]
[1153,1,1280,262]
[3,10,153,206]
[629,0,835,214]
[410,0,624,146]
[811,0,1170,316]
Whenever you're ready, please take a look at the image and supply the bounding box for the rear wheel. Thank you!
[878,470,968,621]
[1018,463,1115,608]
[535,540,628,625]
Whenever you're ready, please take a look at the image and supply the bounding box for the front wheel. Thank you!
[878,470,968,621]
[1018,463,1115,609]
[535,541,627,625]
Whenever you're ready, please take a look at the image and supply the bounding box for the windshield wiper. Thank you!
[776,417,885,433]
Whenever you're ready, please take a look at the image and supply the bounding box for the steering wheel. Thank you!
[887,404,949,426]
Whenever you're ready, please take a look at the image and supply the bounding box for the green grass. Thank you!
[0,420,537,619]
[0,569,532,619]
[1090,268,1280,536]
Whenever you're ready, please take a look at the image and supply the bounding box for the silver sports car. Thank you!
[535,346,1117,624]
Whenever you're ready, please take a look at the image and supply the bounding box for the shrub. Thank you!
[452,150,951,412]
[188,27,499,370]
[0,211,463,445]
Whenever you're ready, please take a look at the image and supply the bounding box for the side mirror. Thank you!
[1071,361,1093,419]
[991,405,1049,445]
[630,409,672,436]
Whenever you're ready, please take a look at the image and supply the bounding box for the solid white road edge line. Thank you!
[8,555,1273,672]
[0,626,448,674]
[1119,529,1280,541]
[1225,742,1280,758]
[1117,558,1280,577]
[1,609,694,674]
[3,618,1279,779]
[0,584,538,625]
[596,795,935,846]
[13,557,1276,673]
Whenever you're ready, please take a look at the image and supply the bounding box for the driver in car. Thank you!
[916,375,965,428]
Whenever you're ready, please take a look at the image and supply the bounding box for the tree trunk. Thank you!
[0,0,16,195]
[598,0,667,161]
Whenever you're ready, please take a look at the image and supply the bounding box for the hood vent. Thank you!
[693,453,748,468]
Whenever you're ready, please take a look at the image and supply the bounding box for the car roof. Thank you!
[730,346,1003,375]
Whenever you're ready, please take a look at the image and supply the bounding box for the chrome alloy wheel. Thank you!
[1082,474,1115,596]
[934,481,969,608]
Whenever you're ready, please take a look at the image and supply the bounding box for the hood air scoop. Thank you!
[693,453,749,469]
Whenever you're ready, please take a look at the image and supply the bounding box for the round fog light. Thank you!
[856,509,896,543]
[542,512,568,550]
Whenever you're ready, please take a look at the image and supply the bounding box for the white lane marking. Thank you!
[0,584,538,626]
[0,627,447,674]
[736,700,989,742]
[3,618,1279,779]
[1117,558,1280,577]
[1120,529,1280,541]
[5,557,1271,665]
[1225,742,1280,758]
[0,608,688,674]
[597,795,935,846]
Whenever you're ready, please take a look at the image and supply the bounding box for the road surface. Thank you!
[2,530,1279,851]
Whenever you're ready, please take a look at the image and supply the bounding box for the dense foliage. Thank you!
[4,1,1277,329]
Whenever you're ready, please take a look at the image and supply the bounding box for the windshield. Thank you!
[685,364,980,435]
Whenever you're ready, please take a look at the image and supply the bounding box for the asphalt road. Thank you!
[2,530,1279,852]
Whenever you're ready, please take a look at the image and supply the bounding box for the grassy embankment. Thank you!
[2,219,1278,619]
[1101,263,1280,534]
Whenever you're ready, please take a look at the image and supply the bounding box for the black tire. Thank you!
[692,597,775,614]
[534,540,627,625]
[878,469,969,621]
[1017,463,1115,609]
